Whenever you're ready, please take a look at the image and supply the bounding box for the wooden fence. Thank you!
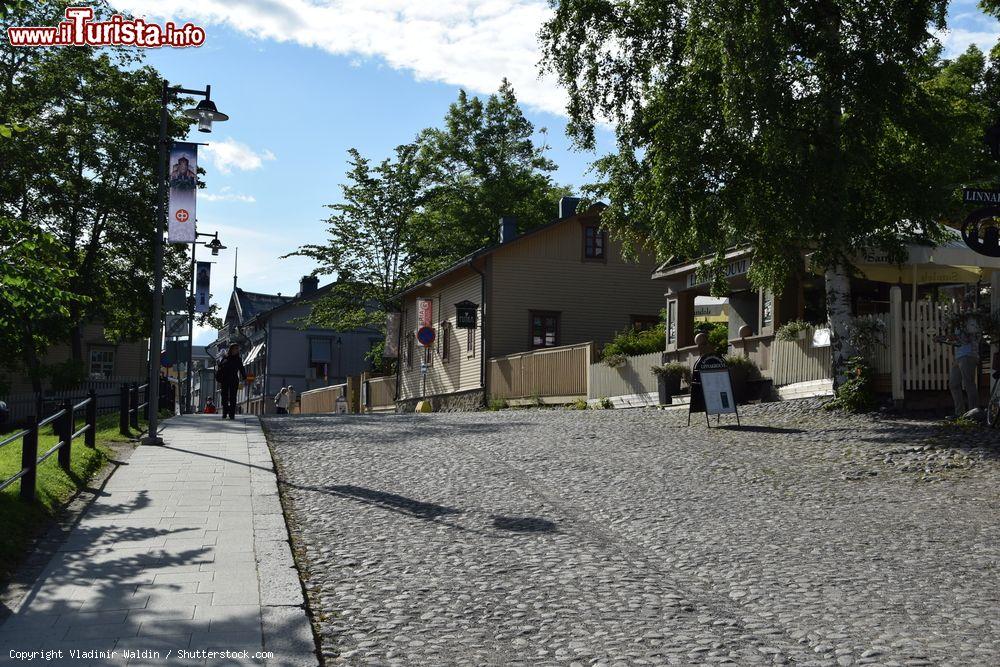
[299,383,347,414]
[364,375,397,413]
[770,327,832,387]
[587,351,662,401]
[488,342,595,403]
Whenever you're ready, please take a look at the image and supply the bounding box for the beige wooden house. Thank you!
[394,201,665,410]
[1,322,148,395]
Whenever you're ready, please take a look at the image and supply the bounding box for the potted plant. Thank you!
[722,354,762,403]
[776,320,811,342]
[652,362,691,404]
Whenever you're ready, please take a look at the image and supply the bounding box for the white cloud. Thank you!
[201,186,256,203]
[201,137,276,174]
[112,0,567,117]
[937,26,1000,56]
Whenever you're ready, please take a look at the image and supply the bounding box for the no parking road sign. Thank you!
[417,326,436,347]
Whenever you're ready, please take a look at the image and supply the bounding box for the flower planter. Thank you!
[657,374,682,405]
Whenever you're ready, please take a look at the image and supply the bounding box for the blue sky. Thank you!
[107,0,999,343]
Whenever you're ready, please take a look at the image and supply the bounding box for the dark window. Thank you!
[583,225,606,260]
[441,323,451,362]
[530,311,560,348]
[631,315,661,332]
[467,328,475,356]
[309,338,332,381]
[406,333,414,370]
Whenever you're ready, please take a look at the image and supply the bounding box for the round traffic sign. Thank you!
[417,326,436,347]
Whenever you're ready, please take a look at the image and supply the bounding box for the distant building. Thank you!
[0,321,147,395]
[209,277,381,414]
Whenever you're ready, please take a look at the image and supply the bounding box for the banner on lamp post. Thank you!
[167,142,198,244]
[195,261,211,313]
[383,312,400,358]
[416,298,433,331]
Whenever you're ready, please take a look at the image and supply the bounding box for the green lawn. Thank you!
[0,411,147,582]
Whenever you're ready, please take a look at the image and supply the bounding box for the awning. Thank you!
[807,228,1000,285]
[244,342,265,365]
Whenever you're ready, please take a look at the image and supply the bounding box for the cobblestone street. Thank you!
[263,403,1000,666]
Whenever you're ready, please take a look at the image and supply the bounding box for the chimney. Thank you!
[299,275,319,297]
[559,196,581,220]
[498,216,517,244]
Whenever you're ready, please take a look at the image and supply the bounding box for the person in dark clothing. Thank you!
[215,343,246,419]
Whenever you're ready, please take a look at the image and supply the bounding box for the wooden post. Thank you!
[129,383,139,430]
[119,384,130,435]
[58,399,72,471]
[85,389,97,448]
[992,272,1000,397]
[890,286,904,405]
[360,372,370,413]
[20,416,38,502]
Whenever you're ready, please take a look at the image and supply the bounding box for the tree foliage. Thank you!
[409,79,569,277]
[290,82,568,367]
[286,146,422,336]
[540,0,999,381]
[0,217,83,393]
[0,0,190,376]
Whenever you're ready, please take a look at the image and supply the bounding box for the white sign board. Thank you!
[335,395,348,414]
[812,327,832,348]
[164,314,188,339]
[700,369,737,415]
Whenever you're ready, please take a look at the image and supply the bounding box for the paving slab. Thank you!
[0,415,317,667]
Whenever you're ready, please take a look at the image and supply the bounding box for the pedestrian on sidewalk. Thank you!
[286,385,297,413]
[204,397,217,414]
[939,299,983,418]
[215,343,246,420]
[274,387,290,415]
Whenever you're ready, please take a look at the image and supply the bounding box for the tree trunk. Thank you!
[20,322,43,395]
[825,262,854,389]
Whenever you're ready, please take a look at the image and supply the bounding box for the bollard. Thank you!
[20,416,38,502]
[57,399,72,471]
[129,383,139,431]
[119,384,130,435]
[85,389,97,448]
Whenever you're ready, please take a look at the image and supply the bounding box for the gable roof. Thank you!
[396,203,608,298]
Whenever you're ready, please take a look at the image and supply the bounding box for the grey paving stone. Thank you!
[263,404,1000,666]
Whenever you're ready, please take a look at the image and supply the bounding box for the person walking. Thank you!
[941,300,982,418]
[274,387,290,415]
[286,385,297,413]
[215,343,246,420]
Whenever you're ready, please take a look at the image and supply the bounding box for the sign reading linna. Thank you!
[962,188,1000,205]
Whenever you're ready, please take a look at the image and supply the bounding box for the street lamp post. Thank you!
[142,82,228,445]
[185,231,225,414]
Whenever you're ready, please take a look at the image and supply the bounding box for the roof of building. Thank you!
[395,203,608,298]
[235,289,294,320]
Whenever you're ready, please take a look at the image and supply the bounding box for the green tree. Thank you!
[541,1,995,384]
[285,146,423,371]
[0,0,190,369]
[410,80,570,277]
[0,218,83,393]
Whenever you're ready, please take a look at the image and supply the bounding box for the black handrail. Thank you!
[0,389,98,502]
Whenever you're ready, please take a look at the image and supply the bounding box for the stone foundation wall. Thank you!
[396,388,485,413]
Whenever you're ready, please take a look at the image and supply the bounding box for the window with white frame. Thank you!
[89,348,115,379]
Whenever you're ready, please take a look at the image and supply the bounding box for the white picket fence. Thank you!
[902,300,954,391]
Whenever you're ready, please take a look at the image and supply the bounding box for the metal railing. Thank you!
[0,390,99,502]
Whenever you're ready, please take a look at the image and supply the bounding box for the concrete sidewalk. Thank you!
[0,415,316,666]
